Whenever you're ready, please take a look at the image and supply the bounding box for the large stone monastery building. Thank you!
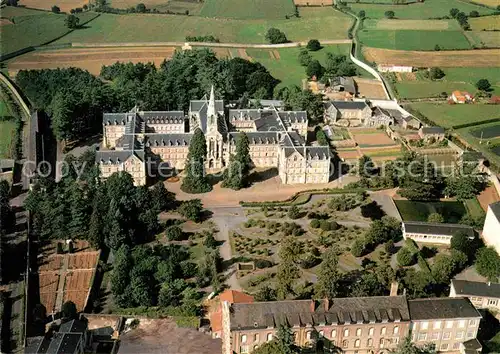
[96,87,331,186]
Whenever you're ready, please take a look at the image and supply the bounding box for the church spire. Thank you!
[208,85,216,118]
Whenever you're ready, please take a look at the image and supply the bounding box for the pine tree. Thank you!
[88,196,104,249]
[222,132,251,190]
[181,129,212,193]
[315,247,340,299]
[67,183,89,239]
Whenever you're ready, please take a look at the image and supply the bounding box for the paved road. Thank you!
[369,192,402,221]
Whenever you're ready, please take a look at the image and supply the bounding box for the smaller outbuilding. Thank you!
[418,126,445,142]
[402,221,475,245]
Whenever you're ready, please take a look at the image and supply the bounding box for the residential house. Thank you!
[418,126,446,143]
[368,107,395,128]
[402,222,475,245]
[451,91,473,104]
[98,86,331,186]
[482,201,500,253]
[450,279,500,311]
[408,298,481,353]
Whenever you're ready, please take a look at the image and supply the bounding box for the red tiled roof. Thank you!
[219,290,254,304]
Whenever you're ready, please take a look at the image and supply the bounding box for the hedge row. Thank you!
[452,117,500,130]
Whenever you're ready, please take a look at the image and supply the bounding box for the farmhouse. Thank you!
[418,126,446,142]
[97,86,331,186]
[451,91,474,104]
[330,76,356,95]
[482,201,500,253]
[449,280,500,312]
[402,221,475,245]
[377,64,413,73]
[221,295,481,354]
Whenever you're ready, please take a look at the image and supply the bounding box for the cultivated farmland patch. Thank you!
[18,0,89,12]
[373,19,453,30]
[470,14,500,30]
[363,47,500,67]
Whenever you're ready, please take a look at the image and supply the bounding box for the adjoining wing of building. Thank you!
[220,296,482,354]
[97,86,331,185]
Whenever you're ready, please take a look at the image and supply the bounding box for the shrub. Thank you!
[300,253,321,269]
[287,205,301,219]
[397,248,414,266]
[165,225,183,241]
[306,39,321,51]
[255,259,274,269]
[428,212,444,223]
[320,220,332,231]
[429,68,445,81]
[384,10,395,19]
[351,239,366,257]
[476,79,491,91]
[52,5,60,13]
[310,219,321,228]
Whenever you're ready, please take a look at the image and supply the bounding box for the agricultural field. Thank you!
[363,19,460,30]
[18,0,90,12]
[0,7,99,57]
[469,14,500,30]
[358,29,472,50]
[363,47,500,67]
[408,102,500,128]
[465,31,500,48]
[470,0,500,6]
[395,67,500,99]
[199,0,296,19]
[0,118,16,159]
[394,200,468,223]
[54,8,351,44]
[349,0,493,19]
[109,0,204,13]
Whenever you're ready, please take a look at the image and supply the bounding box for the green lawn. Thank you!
[246,44,352,88]
[358,29,472,50]
[464,198,485,219]
[0,7,99,57]
[199,0,296,19]
[55,9,352,44]
[396,68,500,99]
[408,102,500,128]
[0,120,16,159]
[394,200,468,223]
[349,1,493,19]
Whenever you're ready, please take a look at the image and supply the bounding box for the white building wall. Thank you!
[482,205,500,253]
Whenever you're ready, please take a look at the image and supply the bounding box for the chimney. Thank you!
[310,300,316,312]
[324,298,330,311]
[390,281,399,296]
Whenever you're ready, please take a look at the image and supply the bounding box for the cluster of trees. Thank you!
[0,180,14,234]
[299,51,357,81]
[181,129,212,194]
[265,28,288,44]
[222,132,252,190]
[276,86,324,124]
[65,14,80,29]
[16,49,279,143]
[351,153,487,204]
[351,216,401,257]
[185,35,219,43]
[24,151,175,250]
[449,8,471,30]
[422,67,445,81]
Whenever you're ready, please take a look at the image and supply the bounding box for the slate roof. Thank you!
[190,100,224,113]
[141,111,185,124]
[103,113,132,125]
[451,279,500,299]
[488,201,500,222]
[254,112,283,132]
[229,132,280,145]
[278,111,307,125]
[229,296,410,330]
[46,333,83,354]
[408,298,480,320]
[145,133,193,147]
[403,221,474,237]
[59,319,87,333]
[283,146,332,160]
[25,336,50,354]
[96,150,145,164]
[331,76,356,94]
[326,100,369,111]
[229,109,263,121]
[421,126,445,135]
[282,131,306,147]
[462,338,483,354]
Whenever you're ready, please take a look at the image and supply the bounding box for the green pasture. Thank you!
[456,122,500,168]
[395,67,500,99]
[469,14,500,30]
[199,0,296,19]
[358,29,471,50]
[408,102,500,128]
[394,200,468,223]
[349,0,493,19]
[55,9,351,44]
[246,44,352,88]
[0,7,99,57]
[465,31,500,48]
[362,18,460,30]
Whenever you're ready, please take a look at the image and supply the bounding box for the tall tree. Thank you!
[222,132,251,190]
[181,129,212,193]
[315,247,340,299]
[277,238,302,300]
[475,247,500,281]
